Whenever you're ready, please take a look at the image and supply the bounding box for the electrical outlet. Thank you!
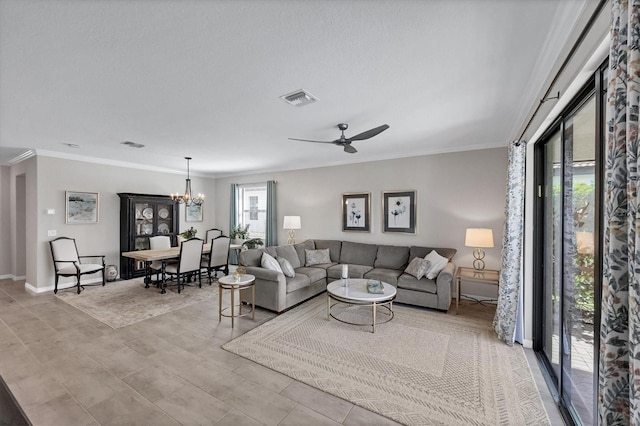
[47,230,57,237]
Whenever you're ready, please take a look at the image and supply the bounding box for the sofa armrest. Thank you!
[243,266,281,282]
[241,266,288,312]
[435,262,455,308]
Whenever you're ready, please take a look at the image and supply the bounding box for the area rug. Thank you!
[55,278,216,329]
[223,296,549,426]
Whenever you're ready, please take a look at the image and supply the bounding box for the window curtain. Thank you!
[229,183,238,264]
[598,1,640,423]
[493,141,526,346]
[266,180,277,247]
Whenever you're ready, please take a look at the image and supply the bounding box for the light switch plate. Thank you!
[47,230,57,237]
[47,208,55,215]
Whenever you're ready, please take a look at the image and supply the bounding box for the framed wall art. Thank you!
[342,192,370,232]
[383,190,416,233]
[185,203,203,222]
[66,191,99,224]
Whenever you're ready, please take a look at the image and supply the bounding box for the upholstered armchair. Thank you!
[49,237,105,294]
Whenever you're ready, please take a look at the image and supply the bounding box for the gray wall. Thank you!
[215,147,508,298]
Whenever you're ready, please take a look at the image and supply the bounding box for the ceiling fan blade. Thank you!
[348,124,390,141]
[343,144,357,154]
[288,138,333,144]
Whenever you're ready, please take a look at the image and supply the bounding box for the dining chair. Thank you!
[149,235,172,283]
[201,235,231,284]
[165,238,204,293]
[205,228,223,244]
[49,237,106,294]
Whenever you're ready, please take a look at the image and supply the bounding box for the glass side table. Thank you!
[454,266,500,314]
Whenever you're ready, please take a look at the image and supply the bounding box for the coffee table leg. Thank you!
[218,284,222,322]
[372,302,377,333]
[251,284,255,320]
[231,286,235,328]
[327,294,330,319]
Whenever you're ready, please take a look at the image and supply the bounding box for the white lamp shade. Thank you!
[465,228,494,248]
[283,216,301,230]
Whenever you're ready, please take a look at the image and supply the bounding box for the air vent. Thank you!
[121,141,145,148]
[280,89,318,107]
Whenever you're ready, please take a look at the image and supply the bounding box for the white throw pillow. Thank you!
[261,252,283,273]
[305,249,331,266]
[276,256,295,278]
[404,257,430,280]
[424,250,448,279]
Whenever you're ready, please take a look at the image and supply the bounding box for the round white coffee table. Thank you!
[218,274,255,327]
[326,279,396,333]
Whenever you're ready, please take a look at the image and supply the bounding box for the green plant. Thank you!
[243,238,264,249]
[230,223,250,239]
[180,227,197,239]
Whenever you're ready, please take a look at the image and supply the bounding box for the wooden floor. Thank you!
[0,278,563,425]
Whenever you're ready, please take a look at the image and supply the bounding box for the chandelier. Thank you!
[171,157,204,206]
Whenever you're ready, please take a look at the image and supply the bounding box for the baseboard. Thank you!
[0,274,26,281]
[522,339,533,348]
[25,277,104,294]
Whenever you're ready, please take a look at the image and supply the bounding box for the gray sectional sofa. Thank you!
[238,239,456,313]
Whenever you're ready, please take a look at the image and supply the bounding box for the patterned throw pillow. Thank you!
[261,252,283,273]
[404,257,430,280]
[305,249,331,266]
[424,250,449,279]
[276,256,295,278]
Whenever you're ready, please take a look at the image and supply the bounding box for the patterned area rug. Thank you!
[223,295,549,425]
[55,278,217,328]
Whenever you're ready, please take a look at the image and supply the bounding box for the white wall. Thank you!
[0,166,11,278]
[27,156,216,291]
[215,147,508,299]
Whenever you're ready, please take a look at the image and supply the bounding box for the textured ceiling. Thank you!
[0,0,589,177]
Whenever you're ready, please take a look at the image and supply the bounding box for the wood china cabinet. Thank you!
[118,193,179,280]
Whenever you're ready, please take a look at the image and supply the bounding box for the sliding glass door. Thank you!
[535,74,602,425]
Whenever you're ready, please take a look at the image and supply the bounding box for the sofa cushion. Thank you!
[239,248,264,267]
[313,240,342,262]
[374,245,410,269]
[327,263,373,279]
[363,268,404,286]
[410,246,456,261]
[276,256,295,277]
[404,257,430,279]
[261,252,282,273]
[294,240,315,266]
[397,273,438,294]
[339,241,378,267]
[306,249,331,266]
[274,244,301,268]
[295,266,327,283]
[286,274,311,293]
[424,250,449,279]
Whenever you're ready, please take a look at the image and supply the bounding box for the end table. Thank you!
[454,267,500,314]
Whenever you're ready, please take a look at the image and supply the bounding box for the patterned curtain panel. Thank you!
[266,180,277,247]
[493,141,526,346]
[598,1,639,423]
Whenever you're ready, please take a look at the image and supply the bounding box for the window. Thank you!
[235,183,267,239]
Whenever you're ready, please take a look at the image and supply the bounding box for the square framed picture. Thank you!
[383,190,416,233]
[66,191,99,224]
[185,203,203,222]
[342,192,371,232]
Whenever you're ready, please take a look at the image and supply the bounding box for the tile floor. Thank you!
[0,278,564,425]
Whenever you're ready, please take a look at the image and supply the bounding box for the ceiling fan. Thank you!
[289,123,389,154]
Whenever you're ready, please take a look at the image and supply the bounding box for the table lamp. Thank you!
[283,216,301,245]
[465,228,494,270]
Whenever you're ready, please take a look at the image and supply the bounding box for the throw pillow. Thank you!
[424,250,448,279]
[276,256,295,278]
[261,252,283,273]
[305,248,331,266]
[404,257,431,280]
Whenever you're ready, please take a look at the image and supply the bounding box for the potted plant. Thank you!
[178,226,197,243]
[230,224,250,244]
[243,238,264,249]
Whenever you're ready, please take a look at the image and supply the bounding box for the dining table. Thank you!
[122,243,242,293]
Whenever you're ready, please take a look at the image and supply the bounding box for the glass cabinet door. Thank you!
[157,203,174,236]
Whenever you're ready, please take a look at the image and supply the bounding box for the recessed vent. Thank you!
[121,141,145,148]
[280,89,318,107]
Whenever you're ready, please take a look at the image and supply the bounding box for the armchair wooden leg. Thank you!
[54,276,59,294]
[76,274,81,294]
